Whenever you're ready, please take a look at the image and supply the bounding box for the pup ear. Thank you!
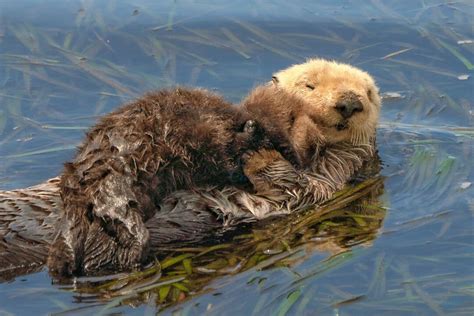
[271,75,279,85]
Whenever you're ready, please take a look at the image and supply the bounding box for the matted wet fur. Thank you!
[47,87,298,277]
[0,147,380,282]
[0,144,378,282]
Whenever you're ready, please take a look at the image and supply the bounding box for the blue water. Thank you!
[0,0,473,315]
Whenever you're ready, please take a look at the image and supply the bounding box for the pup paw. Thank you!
[243,149,284,178]
[47,234,77,279]
[243,119,257,134]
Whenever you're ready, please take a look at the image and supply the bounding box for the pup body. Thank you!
[48,87,291,276]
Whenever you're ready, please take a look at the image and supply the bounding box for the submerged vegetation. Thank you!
[0,0,473,315]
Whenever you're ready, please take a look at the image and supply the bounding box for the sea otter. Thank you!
[244,58,380,164]
[174,59,382,220]
[47,87,299,277]
[0,59,381,280]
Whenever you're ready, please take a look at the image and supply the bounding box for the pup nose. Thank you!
[335,92,363,119]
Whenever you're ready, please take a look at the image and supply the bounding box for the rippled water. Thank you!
[0,1,473,315]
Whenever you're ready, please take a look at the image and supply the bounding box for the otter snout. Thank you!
[335,92,363,119]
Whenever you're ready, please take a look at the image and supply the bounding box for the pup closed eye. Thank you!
[306,84,315,90]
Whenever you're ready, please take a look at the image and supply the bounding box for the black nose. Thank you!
[335,93,363,119]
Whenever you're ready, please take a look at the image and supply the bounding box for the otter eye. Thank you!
[306,84,315,90]
[367,89,373,101]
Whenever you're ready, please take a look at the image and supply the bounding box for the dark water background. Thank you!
[0,0,473,315]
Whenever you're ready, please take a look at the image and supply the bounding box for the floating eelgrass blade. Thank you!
[295,287,317,314]
[41,33,136,96]
[2,144,77,158]
[41,125,88,130]
[291,251,356,287]
[382,47,413,59]
[437,39,474,70]
[252,249,304,271]
[252,292,270,316]
[385,58,459,78]
[161,254,194,269]
[367,252,388,298]
[249,39,301,62]
[331,294,366,308]
[7,64,82,93]
[8,24,40,53]
[394,262,445,316]
[220,27,251,59]
[434,155,456,194]
[47,297,72,312]
[195,244,231,257]
[275,288,301,316]
[405,145,435,191]
[182,259,192,275]
[63,32,73,50]
[0,110,6,136]
[230,18,273,42]
[159,285,171,303]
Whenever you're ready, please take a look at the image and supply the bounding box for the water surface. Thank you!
[0,0,473,315]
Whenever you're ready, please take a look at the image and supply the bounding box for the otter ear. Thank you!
[271,75,279,85]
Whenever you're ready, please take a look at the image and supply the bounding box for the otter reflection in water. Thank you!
[64,165,386,310]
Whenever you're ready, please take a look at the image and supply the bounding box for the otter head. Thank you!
[272,58,381,146]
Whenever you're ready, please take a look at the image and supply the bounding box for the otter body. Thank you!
[48,87,298,277]
[1,59,382,280]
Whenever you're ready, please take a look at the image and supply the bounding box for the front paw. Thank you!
[82,215,150,273]
[47,235,76,279]
[243,149,284,176]
[242,149,287,195]
[243,119,257,134]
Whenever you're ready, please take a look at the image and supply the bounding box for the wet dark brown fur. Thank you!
[47,87,298,277]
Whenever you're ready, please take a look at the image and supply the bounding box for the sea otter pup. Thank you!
[48,88,298,277]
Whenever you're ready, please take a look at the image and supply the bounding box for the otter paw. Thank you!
[243,119,257,134]
[47,235,77,279]
[241,150,257,164]
[243,149,284,178]
[82,216,150,274]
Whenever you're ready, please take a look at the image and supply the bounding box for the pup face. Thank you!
[272,59,381,145]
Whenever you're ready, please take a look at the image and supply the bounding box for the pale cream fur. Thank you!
[272,58,381,146]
